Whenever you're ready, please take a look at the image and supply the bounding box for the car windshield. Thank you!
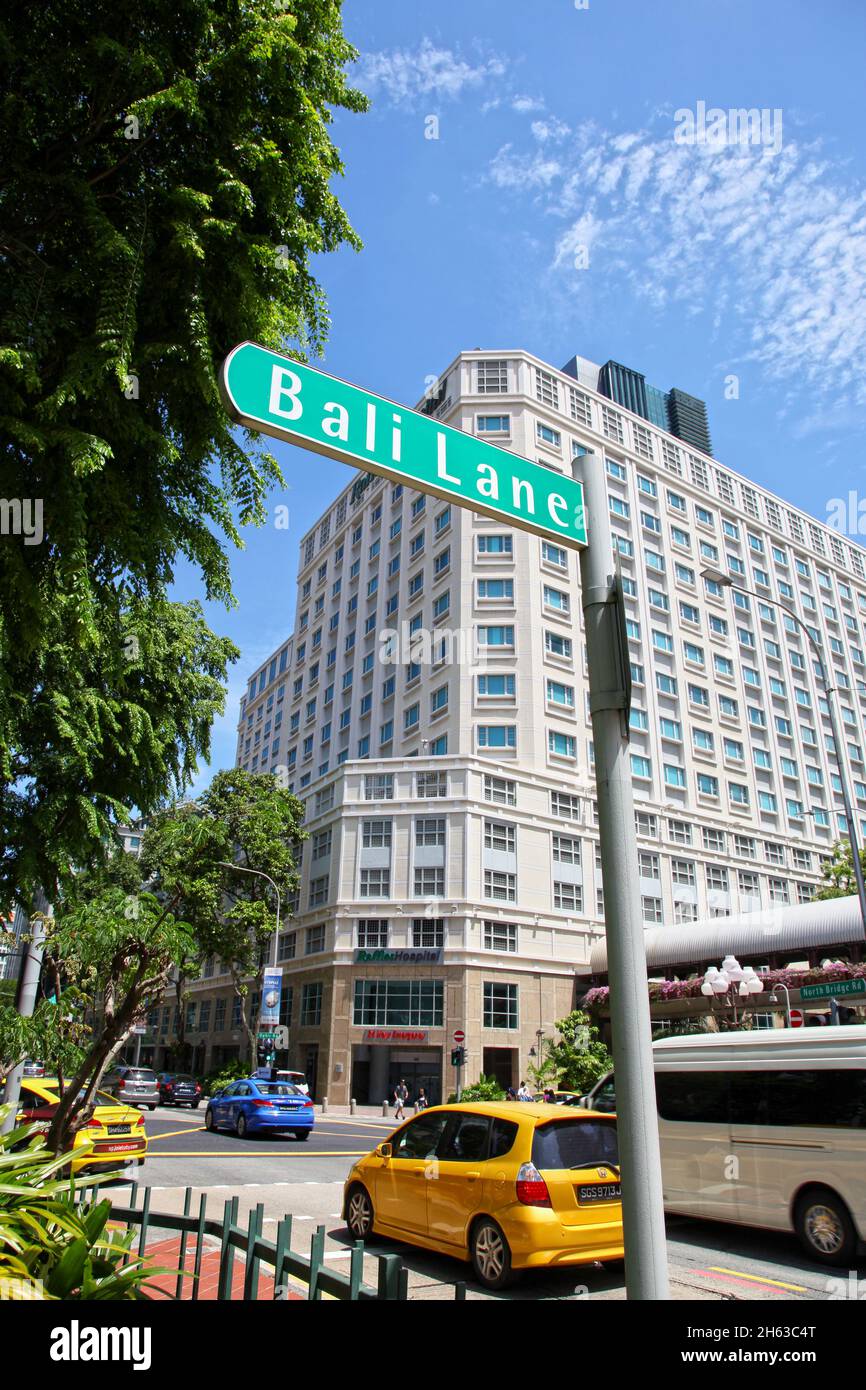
[124,1070,156,1082]
[254,1083,304,1097]
[531,1119,619,1171]
[171,1076,195,1084]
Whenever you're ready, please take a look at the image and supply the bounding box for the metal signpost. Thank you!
[219,342,669,1299]
[452,1029,466,1102]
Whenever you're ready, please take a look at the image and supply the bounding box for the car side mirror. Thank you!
[376,1142,392,1160]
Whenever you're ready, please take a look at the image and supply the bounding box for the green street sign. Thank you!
[800,978,866,1001]
[220,342,587,550]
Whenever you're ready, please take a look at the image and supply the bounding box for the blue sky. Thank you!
[180,0,866,791]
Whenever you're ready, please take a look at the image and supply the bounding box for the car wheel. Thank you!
[191,1101,200,1110]
[346,1185,374,1242]
[147,1104,157,1111]
[236,1112,248,1139]
[294,1130,311,1141]
[204,1107,216,1132]
[470,1218,513,1291]
[795,1188,858,1266]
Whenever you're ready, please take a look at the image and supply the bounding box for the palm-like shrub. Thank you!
[0,1112,166,1299]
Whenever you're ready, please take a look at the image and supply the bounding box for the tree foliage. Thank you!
[0,769,305,1151]
[0,1,365,910]
[544,1011,612,1094]
[814,839,865,901]
[447,1075,505,1104]
[139,767,306,1059]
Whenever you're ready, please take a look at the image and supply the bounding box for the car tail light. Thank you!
[195,1084,201,1093]
[252,1099,273,1108]
[136,1115,145,1127]
[303,1099,314,1108]
[86,1118,103,1129]
[516,1162,552,1208]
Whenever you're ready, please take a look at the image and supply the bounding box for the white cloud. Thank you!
[490,119,866,406]
[356,38,507,108]
[531,117,571,144]
[512,95,545,114]
[489,143,563,190]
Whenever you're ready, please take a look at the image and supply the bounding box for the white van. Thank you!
[580,1026,866,1265]
[275,1069,309,1096]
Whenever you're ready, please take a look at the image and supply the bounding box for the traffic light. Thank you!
[256,1034,273,1068]
[450,1047,465,1068]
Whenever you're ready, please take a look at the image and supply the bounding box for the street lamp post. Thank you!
[700,568,866,935]
[216,861,282,969]
[770,981,792,1026]
[216,861,283,1070]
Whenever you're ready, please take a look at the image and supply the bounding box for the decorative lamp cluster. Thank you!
[700,956,765,999]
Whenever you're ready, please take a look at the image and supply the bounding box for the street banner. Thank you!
[260,966,283,1025]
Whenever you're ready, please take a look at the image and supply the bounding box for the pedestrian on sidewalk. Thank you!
[394,1078,408,1120]
[416,1087,429,1110]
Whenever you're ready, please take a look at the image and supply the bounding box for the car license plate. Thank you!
[101,1142,141,1153]
[576,1182,621,1205]
[107,1124,130,1135]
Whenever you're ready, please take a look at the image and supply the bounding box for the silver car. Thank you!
[101,1066,160,1110]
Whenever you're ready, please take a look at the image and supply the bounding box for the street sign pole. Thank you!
[217,345,669,1290]
[576,450,670,1301]
[0,898,49,1137]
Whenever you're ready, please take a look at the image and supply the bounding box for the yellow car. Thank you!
[16,1078,148,1175]
[342,1101,623,1290]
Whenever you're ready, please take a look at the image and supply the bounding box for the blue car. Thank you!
[205,1078,315,1141]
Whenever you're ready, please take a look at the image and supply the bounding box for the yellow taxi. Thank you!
[16,1078,148,1175]
[342,1101,623,1290]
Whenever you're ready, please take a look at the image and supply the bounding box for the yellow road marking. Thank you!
[147,1126,206,1142]
[145,1150,365,1158]
[308,1129,382,1141]
[708,1266,808,1293]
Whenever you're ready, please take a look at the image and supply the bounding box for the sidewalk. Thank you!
[317,1102,411,1120]
[142,1234,304,1301]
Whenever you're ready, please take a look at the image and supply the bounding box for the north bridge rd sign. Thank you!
[219,342,587,549]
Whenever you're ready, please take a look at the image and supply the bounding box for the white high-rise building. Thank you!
[169,348,866,1102]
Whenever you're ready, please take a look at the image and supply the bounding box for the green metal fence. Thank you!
[88,1182,467,1302]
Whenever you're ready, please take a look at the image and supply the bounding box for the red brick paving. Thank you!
[139,1235,304,1301]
